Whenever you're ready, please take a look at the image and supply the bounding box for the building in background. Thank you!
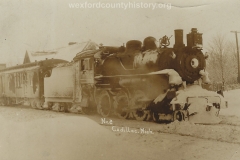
[23,41,99,64]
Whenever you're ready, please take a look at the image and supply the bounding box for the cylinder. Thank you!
[174,29,184,48]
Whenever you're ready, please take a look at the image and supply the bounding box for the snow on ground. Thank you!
[0,106,240,160]
[220,89,240,116]
[160,120,240,143]
[154,89,240,144]
[0,107,147,160]
[0,89,240,160]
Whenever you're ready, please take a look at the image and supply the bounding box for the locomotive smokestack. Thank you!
[174,29,185,48]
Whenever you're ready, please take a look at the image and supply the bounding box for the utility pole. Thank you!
[231,31,240,83]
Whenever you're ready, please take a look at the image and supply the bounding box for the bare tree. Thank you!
[206,34,237,85]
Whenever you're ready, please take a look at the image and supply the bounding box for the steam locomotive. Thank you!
[0,28,227,124]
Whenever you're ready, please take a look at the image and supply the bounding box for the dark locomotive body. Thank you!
[42,28,226,123]
[0,59,68,108]
[90,28,213,121]
[0,28,227,124]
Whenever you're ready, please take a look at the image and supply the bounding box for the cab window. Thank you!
[80,58,93,71]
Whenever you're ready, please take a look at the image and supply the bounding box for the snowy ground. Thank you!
[0,89,240,160]
[220,89,240,116]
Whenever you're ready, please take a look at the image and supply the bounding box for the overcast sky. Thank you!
[0,0,240,65]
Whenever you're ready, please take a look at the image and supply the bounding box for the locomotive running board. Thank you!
[95,69,183,86]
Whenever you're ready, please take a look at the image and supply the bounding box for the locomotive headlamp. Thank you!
[191,58,199,68]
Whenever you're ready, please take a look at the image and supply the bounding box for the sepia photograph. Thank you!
[0,0,240,159]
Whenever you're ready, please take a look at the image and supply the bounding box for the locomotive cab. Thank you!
[79,57,94,84]
[43,50,97,112]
